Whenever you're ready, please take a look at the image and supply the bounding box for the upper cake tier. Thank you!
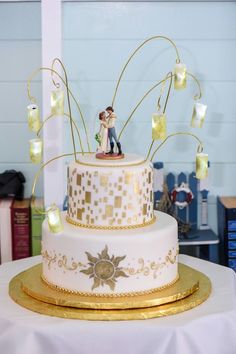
[67,153,154,229]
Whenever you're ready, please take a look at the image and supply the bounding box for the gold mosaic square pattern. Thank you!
[67,162,154,227]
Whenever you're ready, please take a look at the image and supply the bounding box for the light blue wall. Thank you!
[0,2,235,233]
[0,2,42,197]
[62,2,236,232]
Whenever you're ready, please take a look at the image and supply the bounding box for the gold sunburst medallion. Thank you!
[80,245,128,291]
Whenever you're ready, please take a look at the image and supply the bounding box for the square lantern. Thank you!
[196,153,208,179]
[191,103,207,128]
[174,63,187,90]
[29,138,43,164]
[51,90,64,115]
[47,205,63,233]
[152,113,167,140]
[27,104,41,132]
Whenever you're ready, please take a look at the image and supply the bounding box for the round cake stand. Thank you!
[17,263,198,310]
[9,263,211,320]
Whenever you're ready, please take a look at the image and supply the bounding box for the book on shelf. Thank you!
[11,199,31,260]
[217,196,236,269]
[0,197,14,263]
[31,198,45,256]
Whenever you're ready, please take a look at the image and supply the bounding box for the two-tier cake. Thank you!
[41,153,179,296]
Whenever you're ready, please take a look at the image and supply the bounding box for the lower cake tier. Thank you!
[42,211,179,296]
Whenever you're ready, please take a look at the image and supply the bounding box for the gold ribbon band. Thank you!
[66,215,156,230]
[41,273,179,298]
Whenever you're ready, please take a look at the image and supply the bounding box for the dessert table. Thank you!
[0,254,236,354]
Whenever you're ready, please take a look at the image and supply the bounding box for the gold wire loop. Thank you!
[148,132,203,162]
[157,97,161,112]
[186,72,202,100]
[156,71,173,114]
[146,72,173,161]
[112,36,181,108]
[163,72,173,114]
[52,58,77,160]
[51,58,61,89]
[27,66,77,159]
[118,73,174,141]
[36,112,83,153]
[31,151,92,215]
[27,65,91,155]
[197,143,203,153]
[51,58,90,154]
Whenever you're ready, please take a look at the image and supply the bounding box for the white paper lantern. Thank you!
[47,205,63,233]
[29,138,43,164]
[191,103,207,128]
[27,104,41,132]
[174,63,187,90]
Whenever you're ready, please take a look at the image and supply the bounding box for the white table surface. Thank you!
[0,255,236,354]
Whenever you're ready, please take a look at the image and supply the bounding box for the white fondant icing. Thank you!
[76,153,145,166]
[42,211,179,295]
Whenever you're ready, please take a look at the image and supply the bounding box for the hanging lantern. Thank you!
[196,153,208,179]
[47,204,63,233]
[191,102,207,128]
[174,63,187,90]
[27,104,41,132]
[51,89,64,115]
[152,113,167,140]
[29,138,43,164]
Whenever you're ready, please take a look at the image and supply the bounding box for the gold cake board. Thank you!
[9,263,211,321]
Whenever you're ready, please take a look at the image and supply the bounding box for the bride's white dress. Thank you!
[98,122,108,153]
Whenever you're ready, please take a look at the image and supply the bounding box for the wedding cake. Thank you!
[41,153,179,296]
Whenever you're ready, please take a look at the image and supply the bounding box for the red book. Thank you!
[11,199,31,260]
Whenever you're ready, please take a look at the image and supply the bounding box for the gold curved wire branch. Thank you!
[157,71,173,114]
[187,72,202,100]
[51,58,91,153]
[118,73,174,141]
[51,58,77,160]
[112,36,181,108]
[27,66,90,153]
[27,66,76,159]
[36,112,84,153]
[146,72,173,161]
[51,59,61,89]
[31,151,91,215]
[149,132,203,162]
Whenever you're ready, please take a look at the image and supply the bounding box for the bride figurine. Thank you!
[96,111,108,154]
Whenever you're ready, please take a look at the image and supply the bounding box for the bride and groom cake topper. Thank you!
[95,106,124,160]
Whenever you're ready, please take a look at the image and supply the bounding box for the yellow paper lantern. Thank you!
[29,138,43,164]
[196,153,208,179]
[191,102,207,128]
[152,113,167,140]
[51,90,64,115]
[47,205,63,233]
[27,104,41,132]
[174,63,187,90]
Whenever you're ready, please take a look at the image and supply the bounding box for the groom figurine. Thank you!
[105,106,122,155]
